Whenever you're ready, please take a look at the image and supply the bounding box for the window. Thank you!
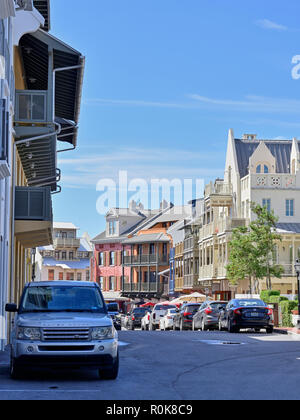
[69,252,74,260]
[108,221,117,235]
[55,251,60,260]
[109,251,115,265]
[150,243,155,255]
[99,277,104,289]
[262,199,271,213]
[86,270,90,281]
[59,272,63,280]
[99,252,104,266]
[66,272,74,281]
[256,164,269,174]
[77,273,82,281]
[286,199,294,216]
[62,251,67,260]
[109,276,115,291]
[48,270,54,281]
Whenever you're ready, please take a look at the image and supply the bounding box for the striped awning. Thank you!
[0,0,15,19]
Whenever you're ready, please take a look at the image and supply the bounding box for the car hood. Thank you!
[16,312,112,328]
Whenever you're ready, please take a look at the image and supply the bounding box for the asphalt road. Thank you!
[1,329,300,400]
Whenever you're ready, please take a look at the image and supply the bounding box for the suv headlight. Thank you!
[91,326,114,340]
[17,327,41,341]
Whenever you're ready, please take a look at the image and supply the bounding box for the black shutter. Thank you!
[0,99,7,161]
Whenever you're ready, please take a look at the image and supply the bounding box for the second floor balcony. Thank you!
[123,254,169,266]
[53,237,81,249]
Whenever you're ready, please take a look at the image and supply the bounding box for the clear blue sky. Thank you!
[51,0,300,238]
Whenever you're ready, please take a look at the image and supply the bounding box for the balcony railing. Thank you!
[199,217,246,239]
[123,254,169,266]
[205,181,232,197]
[251,173,297,189]
[184,236,199,251]
[175,277,184,291]
[123,282,164,294]
[53,237,81,248]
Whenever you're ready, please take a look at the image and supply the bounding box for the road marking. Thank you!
[118,341,130,346]
[194,340,246,346]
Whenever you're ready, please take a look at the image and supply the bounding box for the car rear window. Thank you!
[210,302,227,309]
[133,308,148,313]
[155,305,176,310]
[235,299,266,307]
[185,305,200,311]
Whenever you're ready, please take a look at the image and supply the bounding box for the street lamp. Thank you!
[294,259,300,328]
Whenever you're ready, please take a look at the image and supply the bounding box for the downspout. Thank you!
[10,122,61,301]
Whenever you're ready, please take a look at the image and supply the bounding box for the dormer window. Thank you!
[108,220,117,235]
[256,164,269,174]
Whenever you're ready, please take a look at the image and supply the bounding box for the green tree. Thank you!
[226,203,283,292]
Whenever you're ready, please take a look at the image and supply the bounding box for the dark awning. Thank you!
[19,29,85,146]
[33,0,50,31]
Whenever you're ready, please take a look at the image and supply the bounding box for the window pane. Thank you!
[18,95,31,120]
[32,94,45,120]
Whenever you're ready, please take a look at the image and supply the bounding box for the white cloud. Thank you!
[255,19,288,31]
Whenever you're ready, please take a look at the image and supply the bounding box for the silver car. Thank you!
[5,281,119,380]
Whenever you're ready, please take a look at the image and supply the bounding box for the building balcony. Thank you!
[123,254,169,266]
[122,282,164,295]
[250,173,297,190]
[53,237,81,249]
[199,217,247,240]
[184,236,199,252]
[175,277,184,291]
[183,274,199,289]
[14,186,53,247]
[204,181,233,207]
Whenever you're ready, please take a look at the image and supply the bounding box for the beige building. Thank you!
[197,130,300,297]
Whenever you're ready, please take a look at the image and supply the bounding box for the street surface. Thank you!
[1,329,300,400]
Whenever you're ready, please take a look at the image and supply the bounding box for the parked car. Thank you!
[149,304,177,330]
[126,307,152,330]
[218,298,274,333]
[5,281,119,380]
[107,301,122,331]
[160,308,178,331]
[192,300,228,331]
[173,303,201,331]
[141,310,152,330]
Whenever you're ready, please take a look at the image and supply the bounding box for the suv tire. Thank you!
[99,352,119,380]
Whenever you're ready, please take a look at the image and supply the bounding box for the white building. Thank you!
[36,223,93,282]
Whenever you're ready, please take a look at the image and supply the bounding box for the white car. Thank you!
[141,311,152,330]
[149,304,177,330]
[159,308,178,331]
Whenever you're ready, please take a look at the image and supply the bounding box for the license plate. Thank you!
[250,312,260,317]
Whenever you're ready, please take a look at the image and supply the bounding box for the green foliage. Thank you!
[279,300,298,327]
[226,203,283,290]
[260,290,280,303]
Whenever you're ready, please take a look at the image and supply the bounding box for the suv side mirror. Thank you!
[5,304,18,313]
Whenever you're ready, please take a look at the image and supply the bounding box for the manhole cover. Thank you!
[195,340,245,345]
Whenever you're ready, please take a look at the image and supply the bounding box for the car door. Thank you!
[195,303,204,328]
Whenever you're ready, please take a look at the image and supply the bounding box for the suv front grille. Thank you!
[42,328,90,342]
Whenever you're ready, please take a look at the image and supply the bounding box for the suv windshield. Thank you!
[19,286,105,313]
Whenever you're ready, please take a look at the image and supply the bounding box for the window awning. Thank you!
[19,29,85,146]
[0,0,15,19]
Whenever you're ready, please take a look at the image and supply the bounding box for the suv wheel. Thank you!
[228,319,236,333]
[266,327,273,334]
[10,356,23,380]
[99,352,119,380]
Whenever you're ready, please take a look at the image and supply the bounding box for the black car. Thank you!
[107,302,122,330]
[127,307,152,330]
[192,300,228,331]
[218,298,274,334]
[173,303,201,331]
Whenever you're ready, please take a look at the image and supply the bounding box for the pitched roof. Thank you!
[122,233,170,244]
[276,223,300,234]
[234,138,293,178]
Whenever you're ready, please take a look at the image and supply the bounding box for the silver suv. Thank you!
[5,281,119,380]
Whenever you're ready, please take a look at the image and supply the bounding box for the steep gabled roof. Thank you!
[235,138,293,178]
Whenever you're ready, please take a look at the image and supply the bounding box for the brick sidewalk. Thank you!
[275,327,300,335]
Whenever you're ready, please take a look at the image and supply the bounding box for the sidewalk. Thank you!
[274,327,300,336]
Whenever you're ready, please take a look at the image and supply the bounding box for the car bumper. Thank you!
[12,339,118,369]
[234,319,273,328]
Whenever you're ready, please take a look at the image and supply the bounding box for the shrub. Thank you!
[280,300,298,327]
[260,290,280,304]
